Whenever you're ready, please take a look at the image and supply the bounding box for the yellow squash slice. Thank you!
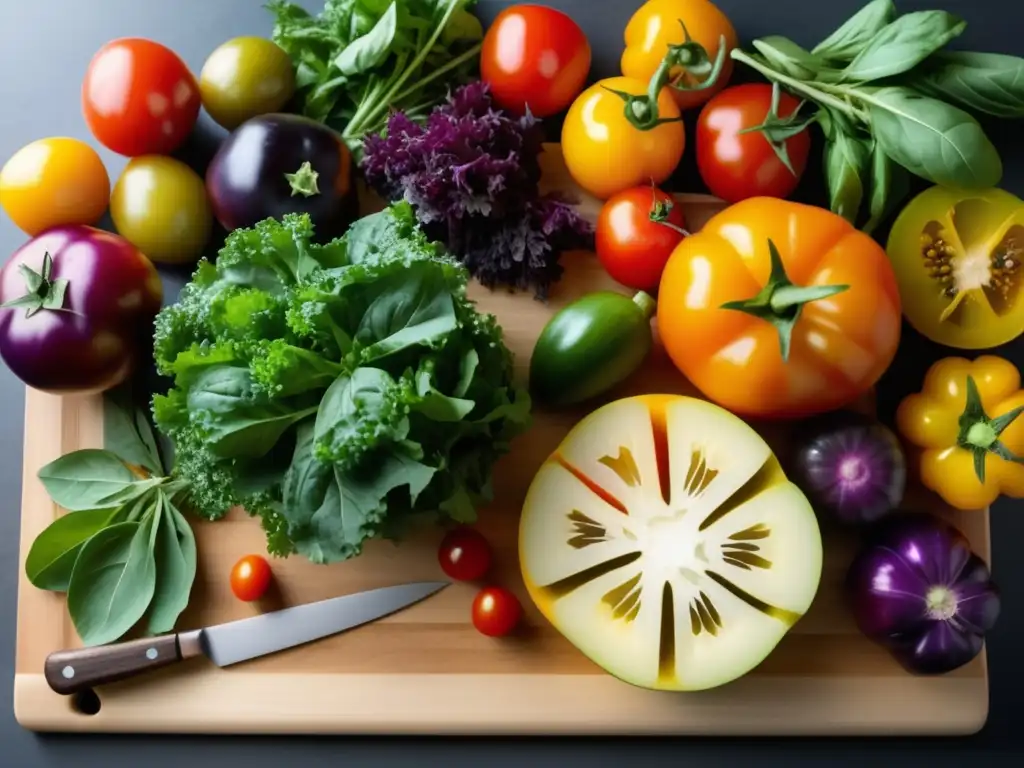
[519,395,823,691]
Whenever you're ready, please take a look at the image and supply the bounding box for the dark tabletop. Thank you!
[2,0,1023,764]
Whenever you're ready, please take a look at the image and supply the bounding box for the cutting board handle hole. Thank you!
[71,688,101,716]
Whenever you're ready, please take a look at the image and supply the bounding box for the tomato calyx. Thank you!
[956,374,1024,483]
[720,239,849,362]
[737,83,816,176]
[0,252,69,318]
[285,161,321,198]
[648,194,691,237]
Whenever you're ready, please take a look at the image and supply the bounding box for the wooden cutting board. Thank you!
[14,145,990,735]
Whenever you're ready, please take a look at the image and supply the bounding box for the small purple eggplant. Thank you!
[0,225,163,394]
[206,113,357,239]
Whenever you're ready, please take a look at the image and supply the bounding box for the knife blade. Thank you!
[44,580,449,695]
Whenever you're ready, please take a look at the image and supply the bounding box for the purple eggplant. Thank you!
[0,225,163,394]
[206,113,357,238]
[846,512,1000,675]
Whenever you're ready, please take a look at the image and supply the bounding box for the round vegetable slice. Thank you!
[519,394,822,691]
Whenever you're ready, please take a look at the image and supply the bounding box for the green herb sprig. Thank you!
[731,0,1024,233]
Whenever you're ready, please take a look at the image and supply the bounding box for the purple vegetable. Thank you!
[790,410,906,524]
[846,512,1000,675]
[206,113,357,239]
[0,226,163,394]
[362,81,593,298]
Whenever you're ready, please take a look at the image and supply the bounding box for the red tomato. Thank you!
[596,186,687,292]
[696,84,810,203]
[438,527,493,581]
[472,586,522,637]
[230,554,273,602]
[82,38,201,157]
[480,4,591,118]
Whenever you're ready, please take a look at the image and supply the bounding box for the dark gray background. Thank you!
[1,0,1022,764]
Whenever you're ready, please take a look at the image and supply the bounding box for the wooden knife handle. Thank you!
[44,635,182,695]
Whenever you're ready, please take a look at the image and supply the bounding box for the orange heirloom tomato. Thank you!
[896,355,1024,511]
[561,76,685,200]
[657,197,902,419]
[621,0,738,111]
[0,137,110,236]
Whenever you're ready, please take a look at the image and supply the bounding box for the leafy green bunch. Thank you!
[731,0,1024,232]
[151,202,530,564]
[268,0,484,155]
[26,392,196,647]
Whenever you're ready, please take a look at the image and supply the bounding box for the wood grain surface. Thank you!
[14,145,990,735]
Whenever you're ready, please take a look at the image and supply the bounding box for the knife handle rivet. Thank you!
[146,648,158,660]
[62,666,75,679]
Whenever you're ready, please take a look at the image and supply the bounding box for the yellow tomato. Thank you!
[621,0,738,111]
[200,37,296,130]
[0,137,110,236]
[561,76,685,200]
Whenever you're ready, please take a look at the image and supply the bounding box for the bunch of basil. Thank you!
[25,390,196,647]
[732,0,1024,232]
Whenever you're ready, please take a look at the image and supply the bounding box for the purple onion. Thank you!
[846,512,1000,675]
[790,410,906,524]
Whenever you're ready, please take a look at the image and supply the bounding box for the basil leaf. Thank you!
[812,0,895,62]
[840,11,966,83]
[863,86,1003,189]
[752,36,830,79]
[104,387,163,474]
[412,365,475,422]
[334,1,397,76]
[38,449,137,512]
[911,51,1024,119]
[25,507,121,592]
[825,131,871,223]
[67,518,158,646]
[146,495,197,635]
[863,141,910,235]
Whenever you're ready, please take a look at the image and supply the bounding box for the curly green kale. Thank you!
[152,203,530,563]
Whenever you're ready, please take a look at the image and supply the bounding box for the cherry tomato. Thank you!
[0,137,110,236]
[696,84,810,203]
[438,527,493,581]
[230,554,273,602]
[82,38,200,157]
[480,4,591,118]
[472,586,522,637]
[596,186,687,292]
[199,37,296,130]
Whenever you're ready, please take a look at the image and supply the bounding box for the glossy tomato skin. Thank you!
[230,554,273,602]
[199,37,296,130]
[111,155,212,264]
[596,186,686,291]
[0,226,163,394]
[83,38,200,157]
[0,137,110,236]
[696,84,810,203]
[438,528,493,581]
[481,4,591,118]
[562,77,685,200]
[657,197,902,419]
[472,586,522,637]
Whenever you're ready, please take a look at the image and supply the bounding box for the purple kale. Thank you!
[361,81,592,298]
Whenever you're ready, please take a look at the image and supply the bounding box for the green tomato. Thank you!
[199,37,296,130]
[110,156,212,265]
[529,291,655,408]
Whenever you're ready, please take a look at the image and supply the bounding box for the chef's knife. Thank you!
[44,580,449,695]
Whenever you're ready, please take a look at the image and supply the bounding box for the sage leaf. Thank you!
[38,449,136,512]
[812,0,895,62]
[825,131,871,223]
[25,507,120,592]
[863,141,910,235]
[752,36,830,79]
[67,518,158,646]
[863,86,1003,189]
[912,51,1024,119]
[334,1,397,76]
[146,495,197,635]
[104,388,163,474]
[840,11,966,83]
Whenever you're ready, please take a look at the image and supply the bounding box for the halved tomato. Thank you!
[887,185,1024,349]
[519,394,822,691]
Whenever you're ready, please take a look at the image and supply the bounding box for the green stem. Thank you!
[390,43,482,106]
[633,291,657,320]
[955,374,1024,484]
[730,49,863,122]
